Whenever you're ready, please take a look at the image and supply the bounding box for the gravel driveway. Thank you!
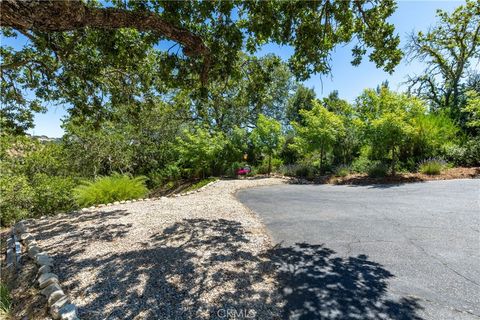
[27,178,285,319]
[237,179,480,320]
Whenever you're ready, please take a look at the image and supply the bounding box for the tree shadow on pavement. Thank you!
[267,242,423,320]
[28,216,423,319]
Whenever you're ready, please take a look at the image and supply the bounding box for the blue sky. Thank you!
[4,1,462,137]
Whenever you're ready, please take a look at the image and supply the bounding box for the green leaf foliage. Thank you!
[0,172,33,226]
[462,90,480,131]
[30,174,78,217]
[0,136,78,226]
[73,174,148,207]
[251,115,285,174]
[1,0,402,133]
[357,87,439,174]
[291,100,344,172]
[407,0,480,120]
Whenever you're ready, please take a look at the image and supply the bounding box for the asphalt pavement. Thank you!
[237,179,480,320]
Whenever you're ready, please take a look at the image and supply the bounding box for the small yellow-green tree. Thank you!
[291,101,344,172]
[251,115,284,175]
[357,88,424,175]
[462,90,480,131]
[175,127,227,178]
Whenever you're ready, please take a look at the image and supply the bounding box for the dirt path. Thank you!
[26,178,285,319]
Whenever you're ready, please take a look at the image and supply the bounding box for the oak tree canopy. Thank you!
[1,0,402,133]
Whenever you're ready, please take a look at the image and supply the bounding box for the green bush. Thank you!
[0,172,33,226]
[351,155,373,173]
[334,165,350,177]
[257,158,283,174]
[73,174,148,207]
[148,164,182,188]
[30,174,78,216]
[419,158,446,175]
[444,144,466,165]
[463,138,480,166]
[280,163,317,179]
[0,170,79,226]
[246,166,258,177]
[23,142,71,178]
[444,138,480,166]
[279,164,298,177]
[367,162,389,177]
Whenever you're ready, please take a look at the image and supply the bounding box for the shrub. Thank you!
[419,158,446,175]
[334,165,350,177]
[444,138,480,166]
[0,172,33,226]
[148,164,182,188]
[73,174,148,207]
[463,138,480,166]
[282,163,317,179]
[279,164,298,177]
[23,142,71,178]
[226,162,242,178]
[246,166,258,177]
[444,144,466,165]
[0,171,78,226]
[30,174,78,216]
[351,155,373,173]
[257,158,283,174]
[367,162,389,178]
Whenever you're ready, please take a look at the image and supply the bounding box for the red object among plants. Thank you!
[236,166,251,175]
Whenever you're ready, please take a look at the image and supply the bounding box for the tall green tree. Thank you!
[62,100,188,177]
[286,85,316,125]
[196,54,294,131]
[407,0,480,120]
[251,115,284,175]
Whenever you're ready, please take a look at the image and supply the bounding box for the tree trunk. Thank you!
[320,145,324,174]
[268,155,272,176]
[391,144,396,176]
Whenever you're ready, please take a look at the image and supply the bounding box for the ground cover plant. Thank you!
[73,174,149,207]
[419,159,446,175]
[0,282,11,318]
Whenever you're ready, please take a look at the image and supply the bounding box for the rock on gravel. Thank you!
[27,178,285,319]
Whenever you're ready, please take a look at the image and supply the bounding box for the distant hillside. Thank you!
[26,134,61,143]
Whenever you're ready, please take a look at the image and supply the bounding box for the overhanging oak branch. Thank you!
[0,0,210,81]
